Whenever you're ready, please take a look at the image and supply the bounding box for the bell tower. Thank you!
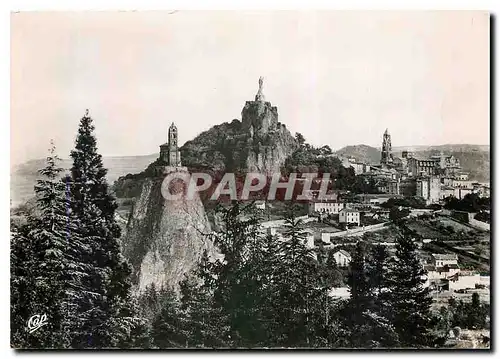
[159,122,182,167]
[168,123,181,166]
[381,128,393,165]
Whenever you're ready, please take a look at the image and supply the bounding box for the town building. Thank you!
[446,272,490,291]
[349,160,370,175]
[430,153,461,176]
[254,200,266,210]
[308,200,345,215]
[407,153,461,178]
[408,157,437,177]
[339,208,360,226]
[440,186,455,200]
[332,249,351,267]
[425,253,460,282]
[473,183,490,198]
[416,176,441,204]
[431,253,458,267]
[387,179,401,195]
[356,193,400,205]
[454,187,474,200]
[453,180,474,189]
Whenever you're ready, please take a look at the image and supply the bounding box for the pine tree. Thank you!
[343,241,374,347]
[343,242,398,348]
[367,245,389,298]
[10,219,36,348]
[325,250,343,288]
[179,274,229,348]
[27,142,72,348]
[11,142,92,348]
[251,233,284,346]
[205,202,262,347]
[366,244,391,321]
[272,203,330,347]
[386,236,435,347]
[66,110,137,348]
[151,288,187,348]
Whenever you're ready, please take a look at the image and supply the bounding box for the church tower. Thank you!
[159,122,182,167]
[380,128,393,165]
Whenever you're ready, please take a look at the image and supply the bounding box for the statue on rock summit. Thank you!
[255,76,266,102]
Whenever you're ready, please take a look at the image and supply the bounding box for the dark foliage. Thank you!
[443,194,490,213]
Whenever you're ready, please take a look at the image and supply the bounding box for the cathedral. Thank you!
[159,122,182,167]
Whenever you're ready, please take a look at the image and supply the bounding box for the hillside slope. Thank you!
[334,144,380,164]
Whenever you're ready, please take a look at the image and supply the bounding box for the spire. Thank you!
[255,76,266,102]
[384,128,389,136]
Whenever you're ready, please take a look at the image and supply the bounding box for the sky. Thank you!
[11,11,490,166]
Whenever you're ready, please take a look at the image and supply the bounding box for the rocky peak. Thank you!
[181,78,298,175]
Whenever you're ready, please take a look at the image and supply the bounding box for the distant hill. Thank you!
[334,144,381,164]
[10,154,156,207]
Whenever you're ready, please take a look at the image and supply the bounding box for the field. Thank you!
[437,217,477,234]
[406,220,445,239]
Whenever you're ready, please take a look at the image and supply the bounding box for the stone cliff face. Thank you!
[122,174,215,291]
[241,100,297,174]
[181,85,297,175]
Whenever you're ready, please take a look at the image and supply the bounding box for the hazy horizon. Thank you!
[13,141,490,166]
[11,11,490,166]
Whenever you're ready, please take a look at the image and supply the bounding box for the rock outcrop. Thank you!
[122,171,215,292]
[181,78,298,175]
[115,78,298,291]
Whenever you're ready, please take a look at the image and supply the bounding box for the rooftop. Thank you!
[432,253,458,261]
[435,264,460,271]
[309,198,340,203]
[334,249,351,259]
[340,208,360,213]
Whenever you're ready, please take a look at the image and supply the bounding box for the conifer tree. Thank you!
[28,142,73,348]
[151,287,187,348]
[344,242,398,348]
[10,219,36,348]
[179,274,229,348]
[11,142,89,348]
[272,204,329,347]
[344,241,374,347]
[324,250,343,288]
[386,236,435,347]
[205,202,262,347]
[367,245,389,297]
[66,110,137,348]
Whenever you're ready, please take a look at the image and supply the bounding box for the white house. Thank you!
[308,200,345,215]
[254,200,266,210]
[425,253,460,282]
[447,273,483,291]
[339,208,360,225]
[332,249,351,268]
[321,232,331,244]
[328,287,350,298]
[431,253,458,267]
